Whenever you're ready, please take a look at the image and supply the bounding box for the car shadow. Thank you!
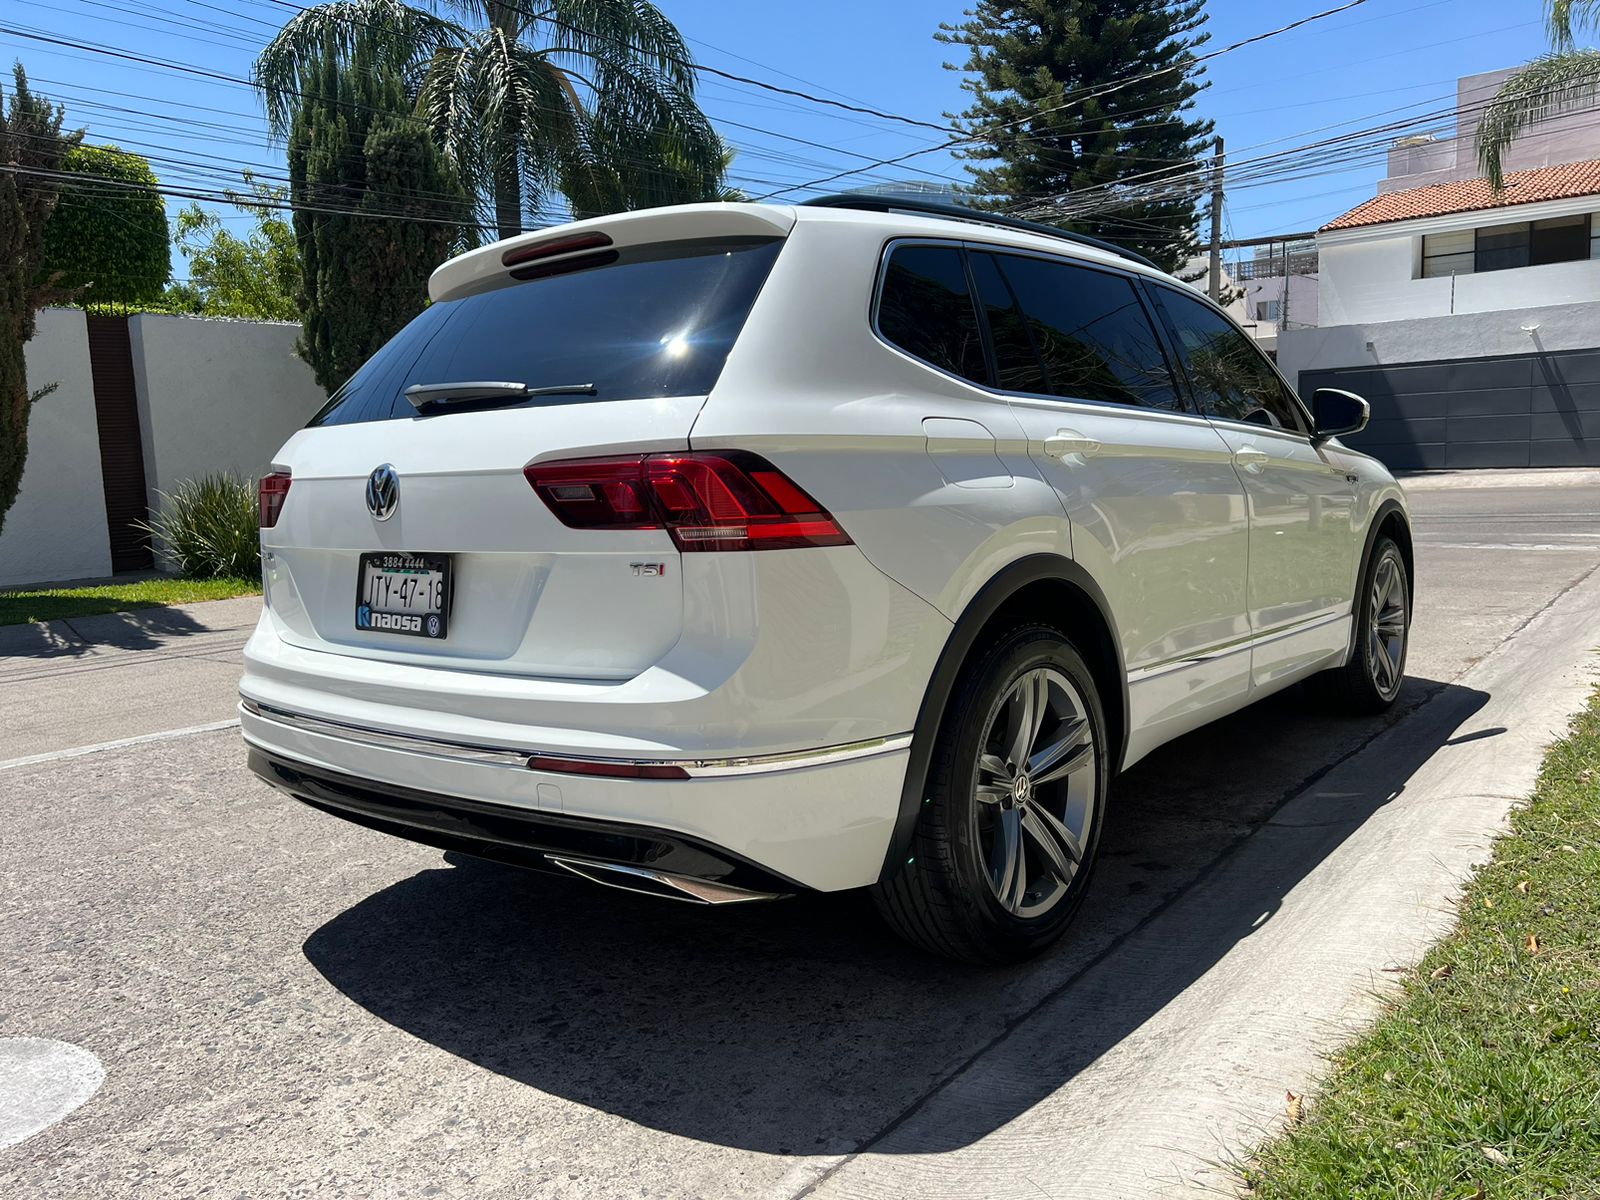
[302,674,1487,1156]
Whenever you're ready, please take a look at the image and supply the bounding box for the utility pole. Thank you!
[1280,237,1291,332]
[1207,136,1225,302]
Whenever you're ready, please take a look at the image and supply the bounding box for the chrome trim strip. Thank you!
[1126,611,1352,683]
[240,698,531,766]
[545,856,787,904]
[239,697,911,778]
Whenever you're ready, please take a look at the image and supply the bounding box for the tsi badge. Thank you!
[630,562,667,577]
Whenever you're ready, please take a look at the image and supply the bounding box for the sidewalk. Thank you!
[0,596,261,763]
[1398,467,1600,491]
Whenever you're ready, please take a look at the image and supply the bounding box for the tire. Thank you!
[1307,535,1410,714]
[872,623,1109,965]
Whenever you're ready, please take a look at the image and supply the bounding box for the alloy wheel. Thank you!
[974,667,1097,920]
[1368,551,1407,698]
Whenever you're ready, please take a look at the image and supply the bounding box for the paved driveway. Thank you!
[3,470,1598,1198]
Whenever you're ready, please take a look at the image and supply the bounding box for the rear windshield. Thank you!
[309,237,783,426]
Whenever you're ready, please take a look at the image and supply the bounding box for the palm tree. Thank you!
[1478,1,1600,188]
[254,0,728,240]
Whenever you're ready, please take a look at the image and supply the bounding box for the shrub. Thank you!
[137,474,261,580]
[40,143,171,304]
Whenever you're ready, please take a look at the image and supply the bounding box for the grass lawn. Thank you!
[1243,690,1600,1199]
[0,576,260,626]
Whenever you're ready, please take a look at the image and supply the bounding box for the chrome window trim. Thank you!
[1202,415,1317,446]
[240,697,911,778]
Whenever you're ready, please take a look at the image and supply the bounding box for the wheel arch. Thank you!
[1345,498,1413,664]
[1371,500,1415,606]
[880,554,1127,883]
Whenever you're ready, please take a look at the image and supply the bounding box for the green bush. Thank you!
[40,144,171,304]
[137,474,261,580]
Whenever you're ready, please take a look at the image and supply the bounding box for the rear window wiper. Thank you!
[404,380,598,410]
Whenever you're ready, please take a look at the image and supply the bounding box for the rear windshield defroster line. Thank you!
[309,237,785,427]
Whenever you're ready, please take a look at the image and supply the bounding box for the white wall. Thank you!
[1321,238,1600,325]
[1278,297,1600,389]
[129,315,325,515]
[0,309,113,587]
[1318,236,1419,325]
[1,312,327,589]
[1319,196,1600,325]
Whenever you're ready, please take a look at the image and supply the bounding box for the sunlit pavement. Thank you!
[3,470,1598,1198]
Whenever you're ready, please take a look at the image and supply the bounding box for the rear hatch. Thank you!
[262,206,791,680]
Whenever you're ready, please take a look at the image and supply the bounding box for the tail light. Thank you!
[258,471,292,529]
[524,452,851,552]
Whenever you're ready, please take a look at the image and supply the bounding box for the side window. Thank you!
[969,252,1051,395]
[986,253,1184,412]
[1153,286,1307,433]
[875,244,988,385]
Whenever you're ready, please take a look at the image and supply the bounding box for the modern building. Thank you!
[1225,234,1319,353]
[1278,68,1600,469]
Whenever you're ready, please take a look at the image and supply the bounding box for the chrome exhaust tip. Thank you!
[545,855,788,905]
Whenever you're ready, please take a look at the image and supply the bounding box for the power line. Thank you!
[1,21,958,203]
[753,0,1377,200]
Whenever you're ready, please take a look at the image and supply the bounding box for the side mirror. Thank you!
[1312,388,1369,442]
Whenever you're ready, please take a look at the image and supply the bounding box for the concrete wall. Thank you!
[0,309,113,587]
[130,315,325,517]
[1278,298,1600,386]
[1,312,326,589]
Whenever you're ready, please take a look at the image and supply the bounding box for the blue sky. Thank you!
[0,0,1559,272]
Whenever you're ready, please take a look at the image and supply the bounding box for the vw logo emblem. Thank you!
[365,464,399,521]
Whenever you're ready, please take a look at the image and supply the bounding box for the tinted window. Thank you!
[310,238,783,426]
[1152,286,1307,432]
[988,253,1183,411]
[969,252,1050,395]
[876,244,987,385]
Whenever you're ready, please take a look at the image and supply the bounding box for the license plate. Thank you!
[355,552,450,639]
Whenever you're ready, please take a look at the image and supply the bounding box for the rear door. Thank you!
[1148,283,1358,687]
[263,234,783,680]
[967,248,1252,752]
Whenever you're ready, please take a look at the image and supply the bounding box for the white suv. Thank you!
[240,196,1412,963]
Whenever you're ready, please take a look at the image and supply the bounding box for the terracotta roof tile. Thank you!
[1320,159,1600,232]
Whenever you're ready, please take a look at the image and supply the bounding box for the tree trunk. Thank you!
[494,154,522,241]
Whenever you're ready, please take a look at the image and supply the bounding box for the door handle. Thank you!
[1044,430,1100,460]
[1233,445,1269,472]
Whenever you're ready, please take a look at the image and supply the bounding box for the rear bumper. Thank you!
[248,747,800,900]
[240,700,910,892]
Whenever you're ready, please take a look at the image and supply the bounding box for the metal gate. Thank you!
[1299,347,1600,469]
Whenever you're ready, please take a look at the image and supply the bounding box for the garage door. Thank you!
[1298,348,1600,469]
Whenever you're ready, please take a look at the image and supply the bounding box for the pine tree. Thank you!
[287,39,469,393]
[939,0,1215,272]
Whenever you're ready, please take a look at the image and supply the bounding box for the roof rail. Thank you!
[798,193,1160,271]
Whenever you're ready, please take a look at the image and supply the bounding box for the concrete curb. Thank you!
[793,563,1600,1199]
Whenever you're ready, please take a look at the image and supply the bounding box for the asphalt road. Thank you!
[3,469,1598,1199]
